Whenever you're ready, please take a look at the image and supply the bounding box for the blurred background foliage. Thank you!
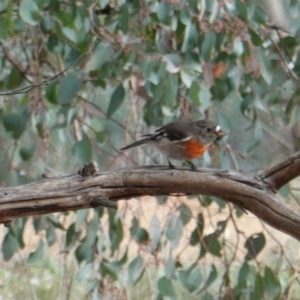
[1,0,300,299]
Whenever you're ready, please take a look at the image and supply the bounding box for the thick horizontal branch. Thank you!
[0,157,300,241]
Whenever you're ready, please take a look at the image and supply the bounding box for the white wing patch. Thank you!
[151,131,192,143]
[170,136,192,143]
[216,125,220,132]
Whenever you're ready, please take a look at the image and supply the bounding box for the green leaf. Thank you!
[46,226,56,246]
[134,227,149,244]
[47,215,65,230]
[107,84,125,118]
[40,16,54,33]
[264,266,280,298]
[95,131,106,143]
[166,214,179,240]
[75,240,93,263]
[201,31,216,61]
[128,255,144,284]
[160,74,178,107]
[119,6,129,33]
[73,134,93,163]
[149,215,161,249]
[198,264,217,294]
[188,82,211,112]
[13,218,26,249]
[182,22,197,53]
[103,252,128,280]
[190,213,204,246]
[76,263,93,281]
[58,72,83,105]
[190,228,200,246]
[2,231,19,261]
[179,267,202,293]
[150,81,163,100]
[45,83,58,104]
[157,276,175,297]
[238,261,250,282]
[3,111,29,139]
[250,274,264,299]
[75,209,89,232]
[86,42,114,71]
[179,7,191,25]
[244,232,266,260]
[236,0,248,21]
[240,95,253,117]
[165,257,175,279]
[178,204,192,225]
[199,84,211,113]
[248,28,263,46]
[157,2,171,25]
[6,67,24,89]
[185,52,202,72]
[87,279,99,295]
[97,235,106,255]
[33,217,44,233]
[216,219,227,233]
[103,261,120,280]
[207,0,218,22]
[85,215,99,246]
[201,293,215,300]
[260,52,273,85]
[187,81,201,105]
[163,54,182,73]
[201,232,221,258]
[20,144,36,161]
[130,216,139,236]
[36,120,45,138]
[27,239,45,263]
[180,67,195,88]
[0,0,9,12]
[62,27,77,43]
[166,214,183,249]
[108,212,124,255]
[19,0,40,25]
[66,223,79,248]
[146,61,166,85]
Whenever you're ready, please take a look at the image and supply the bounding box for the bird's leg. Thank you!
[186,161,196,170]
[167,159,175,169]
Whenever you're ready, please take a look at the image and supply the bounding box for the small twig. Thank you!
[262,27,300,88]
[0,41,32,84]
[0,40,98,96]
[223,142,239,171]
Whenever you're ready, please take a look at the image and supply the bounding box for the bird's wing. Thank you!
[154,122,191,142]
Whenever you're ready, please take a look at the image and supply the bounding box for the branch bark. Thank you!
[1,152,300,240]
[258,151,300,191]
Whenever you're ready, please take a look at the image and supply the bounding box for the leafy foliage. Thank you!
[0,0,300,298]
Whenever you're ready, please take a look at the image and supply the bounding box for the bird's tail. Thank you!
[120,138,149,151]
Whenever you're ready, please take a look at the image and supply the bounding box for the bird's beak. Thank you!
[216,130,228,141]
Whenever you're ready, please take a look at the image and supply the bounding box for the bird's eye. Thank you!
[206,127,212,132]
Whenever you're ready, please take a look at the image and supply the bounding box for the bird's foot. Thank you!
[168,159,175,169]
[186,161,196,170]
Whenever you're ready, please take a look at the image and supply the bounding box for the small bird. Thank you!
[120,119,228,169]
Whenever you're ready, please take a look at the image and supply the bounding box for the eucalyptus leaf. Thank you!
[58,72,83,105]
[128,255,144,284]
[27,239,45,263]
[107,84,125,117]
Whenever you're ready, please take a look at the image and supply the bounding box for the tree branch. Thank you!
[1,152,300,240]
[258,151,300,191]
